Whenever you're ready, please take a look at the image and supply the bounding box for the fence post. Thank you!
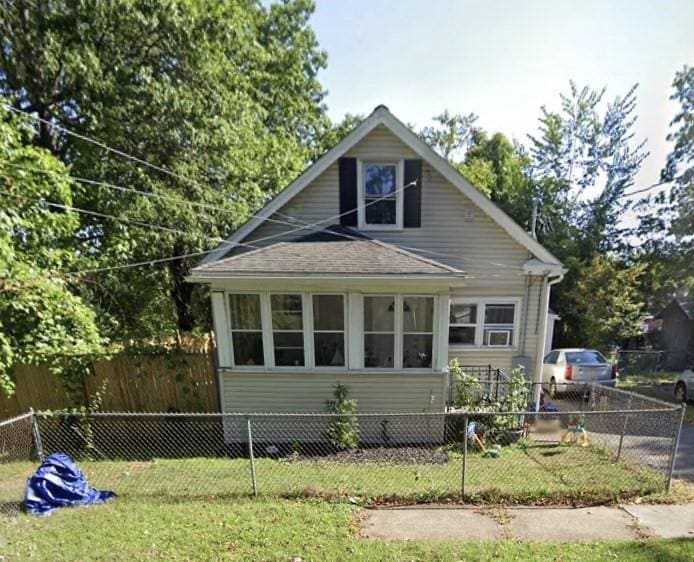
[29,408,44,462]
[666,404,687,492]
[616,396,632,462]
[461,415,468,502]
[246,416,258,497]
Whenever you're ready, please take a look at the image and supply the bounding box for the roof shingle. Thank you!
[192,226,465,277]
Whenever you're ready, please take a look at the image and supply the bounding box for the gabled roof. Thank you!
[200,105,562,268]
[657,297,694,320]
[191,226,465,279]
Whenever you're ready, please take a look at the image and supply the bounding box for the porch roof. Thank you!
[189,226,466,280]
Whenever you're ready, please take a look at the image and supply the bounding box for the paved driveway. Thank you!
[674,422,694,481]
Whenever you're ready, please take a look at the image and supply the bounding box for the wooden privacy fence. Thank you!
[0,353,218,418]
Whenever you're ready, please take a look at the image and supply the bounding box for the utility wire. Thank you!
[2,107,525,273]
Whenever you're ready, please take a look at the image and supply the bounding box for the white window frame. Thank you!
[227,291,267,370]
[357,159,404,231]
[226,291,348,370]
[402,295,436,369]
[309,293,348,370]
[268,292,309,369]
[363,294,438,370]
[448,301,479,347]
[448,297,520,349]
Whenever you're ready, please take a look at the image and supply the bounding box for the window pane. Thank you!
[403,297,434,332]
[566,351,607,364]
[484,304,515,324]
[232,332,264,366]
[450,303,477,325]
[449,326,476,345]
[484,329,512,346]
[364,296,394,332]
[365,164,396,197]
[271,294,303,330]
[314,333,345,367]
[365,199,396,224]
[364,334,394,367]
[312,295,344,331]
[403,334,433,368]
[229,294,262,329]
[273,332,305,366]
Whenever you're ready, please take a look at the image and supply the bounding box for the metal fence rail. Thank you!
[0,412,35,515]
[0,398,684,516]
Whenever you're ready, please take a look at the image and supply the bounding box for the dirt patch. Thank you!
[281,447,450,465]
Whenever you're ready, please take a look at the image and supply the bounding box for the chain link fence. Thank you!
[0,383,685,516]
[0,412,36,515]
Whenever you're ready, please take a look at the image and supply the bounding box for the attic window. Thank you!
[358,161,403,229]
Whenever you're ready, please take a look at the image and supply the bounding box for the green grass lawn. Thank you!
[0,442,668,509]
[1,497,693,561]
[618,371,694,424]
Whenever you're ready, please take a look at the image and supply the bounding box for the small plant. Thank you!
[450,359,481,409]
[325,384,359,450]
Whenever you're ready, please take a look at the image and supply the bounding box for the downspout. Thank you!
[532,271,565,411]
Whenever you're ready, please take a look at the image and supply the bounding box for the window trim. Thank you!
[227,291,349,371]
[448,297,521,350]
[269,292,308,368]
[357,159,404,231]
[227,291,267,370]
[363,294,437,370]
[309,292,348,369]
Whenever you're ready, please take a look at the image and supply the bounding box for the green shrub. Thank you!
[325,384,359,450]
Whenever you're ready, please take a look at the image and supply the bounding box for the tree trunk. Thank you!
[169,244,195,332]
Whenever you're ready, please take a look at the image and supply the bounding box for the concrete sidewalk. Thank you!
[361,504,694,542]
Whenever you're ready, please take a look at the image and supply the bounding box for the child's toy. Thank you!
[468,425,500,458]
[561,416,589,447]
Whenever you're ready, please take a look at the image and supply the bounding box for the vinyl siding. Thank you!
[220,370,446,443]
[241,126,543,372]
[217,126,549,415]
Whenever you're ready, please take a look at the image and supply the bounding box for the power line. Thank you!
[3,103,204,189]
[2,107,525,274]
[622,181,670,198]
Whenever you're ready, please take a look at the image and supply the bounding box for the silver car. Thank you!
[542,348,617,397]
[675,368,694,402]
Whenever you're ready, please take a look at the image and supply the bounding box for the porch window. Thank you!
[271,294,305,366]
[228,294,264,366]
[449,300,517,348]
[402,296,434,368]
[312,294,345,367]
[363,296,395,367]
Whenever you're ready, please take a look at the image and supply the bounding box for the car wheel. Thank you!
[675,382,687,403]
[549,378,558,399]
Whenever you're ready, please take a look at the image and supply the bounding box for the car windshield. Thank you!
[565,351,607,364]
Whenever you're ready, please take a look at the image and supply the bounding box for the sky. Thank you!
[311,0,694,191]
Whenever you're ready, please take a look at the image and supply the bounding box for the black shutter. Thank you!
[338,157,358,226]
[403,159,422,228]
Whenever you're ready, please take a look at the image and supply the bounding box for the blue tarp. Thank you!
[24,453,116,516]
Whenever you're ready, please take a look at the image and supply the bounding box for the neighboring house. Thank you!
[653,298,694,370]
[188,105,565,422]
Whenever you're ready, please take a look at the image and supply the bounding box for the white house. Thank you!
[188,105,565,418]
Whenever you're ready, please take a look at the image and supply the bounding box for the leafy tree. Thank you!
[0,109,103,397]
[556,255,645,349]
[419,110,478,161]
[0,0,329,337]
[662,65,693,243]
[528,82,648,258]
